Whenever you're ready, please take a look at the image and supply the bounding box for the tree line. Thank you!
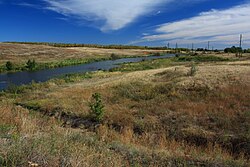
[224,46,250,53]
[5,41,170,50]
[4,41,250,53]
[5,41,208,51]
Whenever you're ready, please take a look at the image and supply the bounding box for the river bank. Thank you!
[0,43,169,73]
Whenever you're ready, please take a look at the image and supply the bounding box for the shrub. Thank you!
[5,61,13,71]
[111,53,119,60]
[6,84,26,95]
[26,59,36,71]
[153,52,161,56]
[190,53,198,56]
[89,93,105,122]
[189,64,197,76]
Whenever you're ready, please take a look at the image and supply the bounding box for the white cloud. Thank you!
[43,0,171,31]
[16,2,41,9]
[141,3,250,47]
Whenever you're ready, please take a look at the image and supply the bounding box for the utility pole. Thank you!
[167,43,170,49]
[175,43,178,53]
[208,41,210,51]
[239,34,243,57]
[239,34,242,48]
[192,43,194,53]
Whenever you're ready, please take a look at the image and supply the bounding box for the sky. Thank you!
[0,0,250,49]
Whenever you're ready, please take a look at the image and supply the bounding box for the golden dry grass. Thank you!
[1,46,250,166]
[0,43,166,66]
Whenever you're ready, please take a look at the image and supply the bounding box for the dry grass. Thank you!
[0,102,125,167]
[0,43,166,66]
[1,50,250,166]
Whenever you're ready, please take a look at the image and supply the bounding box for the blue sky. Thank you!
[0,0,249,49]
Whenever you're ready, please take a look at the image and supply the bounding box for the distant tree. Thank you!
[224,48,230,53]
[26,59,36,71]
[243,49,250,53]
[224,46,242,53]
[196,48,204,51]
[6,61,13,71]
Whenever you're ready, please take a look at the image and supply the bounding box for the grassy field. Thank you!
[0,43,168,72]
[0,44,250,166]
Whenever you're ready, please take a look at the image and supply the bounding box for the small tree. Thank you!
[26,59,36,71]
[89,93,104,122]
[6,61,13,71]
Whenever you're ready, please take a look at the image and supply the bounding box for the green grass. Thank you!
[110,55,230,72]
[56,72,93,83]
[1,72,94,98]
[0,58,108,73]
[0,54,150,73]
[110,57,174,72]
[177,55,229,62]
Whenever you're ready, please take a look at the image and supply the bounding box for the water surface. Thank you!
[0,54,174,90]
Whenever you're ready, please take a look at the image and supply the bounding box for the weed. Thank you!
[89,93,105,122]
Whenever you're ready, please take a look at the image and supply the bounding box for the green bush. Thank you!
[5,61,14,71]
[26,59,37,71]
[110,53,120,60]
[89,93,104,122]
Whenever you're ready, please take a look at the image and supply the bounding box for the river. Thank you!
[0,54,175,90]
